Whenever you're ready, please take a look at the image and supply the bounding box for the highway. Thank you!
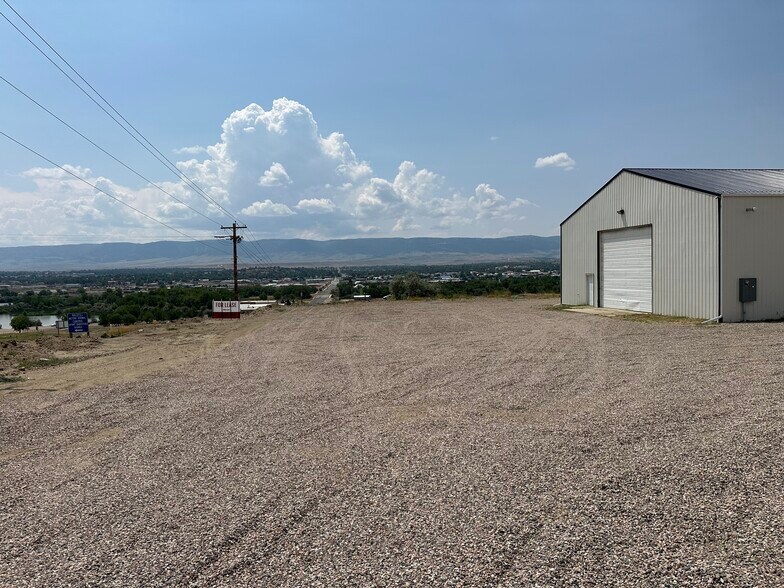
[310,277,339,304]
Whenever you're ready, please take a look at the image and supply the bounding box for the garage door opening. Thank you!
[600,226,652,312]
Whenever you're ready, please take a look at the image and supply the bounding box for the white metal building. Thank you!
[560,169,784,322]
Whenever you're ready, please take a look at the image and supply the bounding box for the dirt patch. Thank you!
[0,309,274,396]
[0,447,26,461]
[0,334,101,377]
[78,426,123,447]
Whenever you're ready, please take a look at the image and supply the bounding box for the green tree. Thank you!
[10,314,32,332]
[166,308,182,321]
[403,272,432,298]
[367,283,390,298]
[335,280,354,299]
[390,275,406,299]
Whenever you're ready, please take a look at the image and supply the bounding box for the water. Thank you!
[0,314,60,331]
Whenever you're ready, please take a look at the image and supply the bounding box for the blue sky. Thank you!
[1,0,783,245]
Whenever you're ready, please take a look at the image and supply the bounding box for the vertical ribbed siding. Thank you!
[721,195,784,322]
[561,171,719,319]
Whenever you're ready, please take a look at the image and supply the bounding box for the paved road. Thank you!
[309,277,339,304]
[2,298,783,586]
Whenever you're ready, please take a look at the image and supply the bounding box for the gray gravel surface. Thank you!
[1,298,783,586]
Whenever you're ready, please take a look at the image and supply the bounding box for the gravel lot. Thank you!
[1,298,783,586]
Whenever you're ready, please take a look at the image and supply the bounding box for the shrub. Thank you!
[10,314,32,332]
[390,273,434,299]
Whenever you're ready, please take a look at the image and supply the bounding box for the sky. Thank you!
[1,0,783,247]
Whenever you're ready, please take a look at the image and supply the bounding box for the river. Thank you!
[0,314,60,331]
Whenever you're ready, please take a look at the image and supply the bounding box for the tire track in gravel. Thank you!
[175,305,425,583]
[192,302,495,583]
[184,491,286,583]
[4,298,784,586]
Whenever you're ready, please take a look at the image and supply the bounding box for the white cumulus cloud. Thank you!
[258,162,292,187]
[241,199,296,217]
[392,216,421,232]
[0,98,536,244]
[172,145,207,155]
[534,152,575,170]
[296,198,336,214]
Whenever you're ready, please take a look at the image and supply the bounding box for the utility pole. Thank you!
[215,222,247,300]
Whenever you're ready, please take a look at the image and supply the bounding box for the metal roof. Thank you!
[626,168,784,195]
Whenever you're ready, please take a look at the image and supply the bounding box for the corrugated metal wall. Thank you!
[561,171,719,319]
[721,195,784,322]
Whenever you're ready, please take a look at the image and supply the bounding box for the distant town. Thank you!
[0,260,561,329]
[0,260,559,295]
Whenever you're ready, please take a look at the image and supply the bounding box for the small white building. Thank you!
[561,169,784,322]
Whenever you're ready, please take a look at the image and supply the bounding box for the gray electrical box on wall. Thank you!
[739,278,757,303]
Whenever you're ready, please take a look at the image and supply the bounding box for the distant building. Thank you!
[561,168,784,321]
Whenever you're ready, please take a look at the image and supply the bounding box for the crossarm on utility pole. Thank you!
[215,222,247,300]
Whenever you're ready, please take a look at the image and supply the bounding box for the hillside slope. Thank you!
[0,235,559,270]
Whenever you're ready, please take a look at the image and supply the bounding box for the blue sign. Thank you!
[67,312,89,334]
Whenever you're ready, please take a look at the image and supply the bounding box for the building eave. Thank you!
[560,168,721,227]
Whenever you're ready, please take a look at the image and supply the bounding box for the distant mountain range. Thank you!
[0,235,560,270]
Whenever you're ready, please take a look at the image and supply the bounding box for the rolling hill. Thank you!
[0,235,560,270]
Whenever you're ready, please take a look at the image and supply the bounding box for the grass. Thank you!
[550,304,708,326]
[17,357,77,370]
[620,313,705,326]
[2,323,138,343]
[0,331,46,342]
[99,325,137,338]
[519,292,560,299]
[548,303,583,311]
[0,375,22,383]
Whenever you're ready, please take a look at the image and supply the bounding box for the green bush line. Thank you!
[0,285,315,327]
[334,274,560,300]
[3,275,559,327]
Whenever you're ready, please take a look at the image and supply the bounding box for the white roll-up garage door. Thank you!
[600,226,652,312]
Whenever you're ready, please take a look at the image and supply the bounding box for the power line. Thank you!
[0,234,216,240]
[236,239,259,265]
[215,222,247,298]
[249,231,276,265]
[239,229,273,266]
[0,2,238,223]
[0,129,228,255]
[1,0,274,264]
[0,73,224,228]
[237,239,266,267]
[239,228,275,265]
[236,232,266,266]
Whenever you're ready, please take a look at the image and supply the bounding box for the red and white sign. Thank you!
[212,300,240,319]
